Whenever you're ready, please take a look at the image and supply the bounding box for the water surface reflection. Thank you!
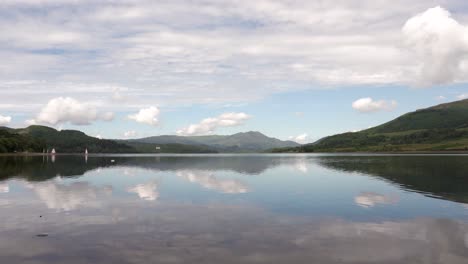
[0,154,467,263]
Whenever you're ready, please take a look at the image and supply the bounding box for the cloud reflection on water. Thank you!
[0,201,466,264]
[127,181,159,201]
[0,155,467,263]
[25,181,112,211]
[294,158,308,173]
[354,192,399,208]
[176,170,249,194]
[0,183,9,193]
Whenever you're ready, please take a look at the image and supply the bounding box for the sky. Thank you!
[0,0,468,143]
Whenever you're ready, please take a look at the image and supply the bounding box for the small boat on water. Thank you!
[51,148,56,155]
[85,148,88,155]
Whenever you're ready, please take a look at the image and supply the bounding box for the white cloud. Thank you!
[111,87,126,102]
[1,2,468,122]
[354,192,399,208]
[402,6,468,86]
[127,182,159,201]
[100,111,115,121]
[352,97,397,113]
[176,112,250,136]
[33,97,113,125]
[95,134,103,139]
[289,133,308,144]
[457,93,468,100]
[0,1,461,116]
[0,115,11,125]
[128,106,160,126]
[24,119,36,126]
[435,95,447,101]
[176,170,249,194]
[123,130,138,138]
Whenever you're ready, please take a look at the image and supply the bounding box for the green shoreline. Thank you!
[1,151,468,156]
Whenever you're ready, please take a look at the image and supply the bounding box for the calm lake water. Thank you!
[0,154,468,263]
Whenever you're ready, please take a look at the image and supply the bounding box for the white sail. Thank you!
[85,148,88,155]
[51,148,56,154]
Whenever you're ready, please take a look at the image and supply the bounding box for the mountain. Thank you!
[0,126,297,153]
[0,125,134,153]
[274,99,468,152]
[124,142,219,153]
[128,131,300,152]
[369,99,468,133]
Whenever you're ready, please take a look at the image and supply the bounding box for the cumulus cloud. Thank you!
[289,133,308,144]
[176,170,249,194]
[33,97,113,125]
[128,106,160,126]
[403,6,468,86]
[354,192,399,208]
[176,112,250,136]
[127,182,159,201]
[123,130,138,138]
[352,98,397,113]
[3,2,468,121]
[0,115,11,125]
[1,1,450,118]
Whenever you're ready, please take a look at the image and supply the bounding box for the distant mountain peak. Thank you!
[231,131,266,137]
[130,130,299,152]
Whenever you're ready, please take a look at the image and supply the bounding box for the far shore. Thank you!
[1,151,468,156]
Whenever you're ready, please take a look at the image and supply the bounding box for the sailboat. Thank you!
[51,148,56,155]
[85,148,88,155]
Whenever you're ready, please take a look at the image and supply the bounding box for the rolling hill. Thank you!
[127,131,300,152]
[0,126,298,153]
[0,128,44,153]
[8,98,467,154]
[0,125,135,153]
[274,99,468,152]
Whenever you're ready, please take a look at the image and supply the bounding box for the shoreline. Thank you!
[1,151,468,156]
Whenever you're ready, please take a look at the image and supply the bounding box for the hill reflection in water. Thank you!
[0,154,467,263]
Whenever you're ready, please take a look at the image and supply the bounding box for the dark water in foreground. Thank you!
[0,154,468,263]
